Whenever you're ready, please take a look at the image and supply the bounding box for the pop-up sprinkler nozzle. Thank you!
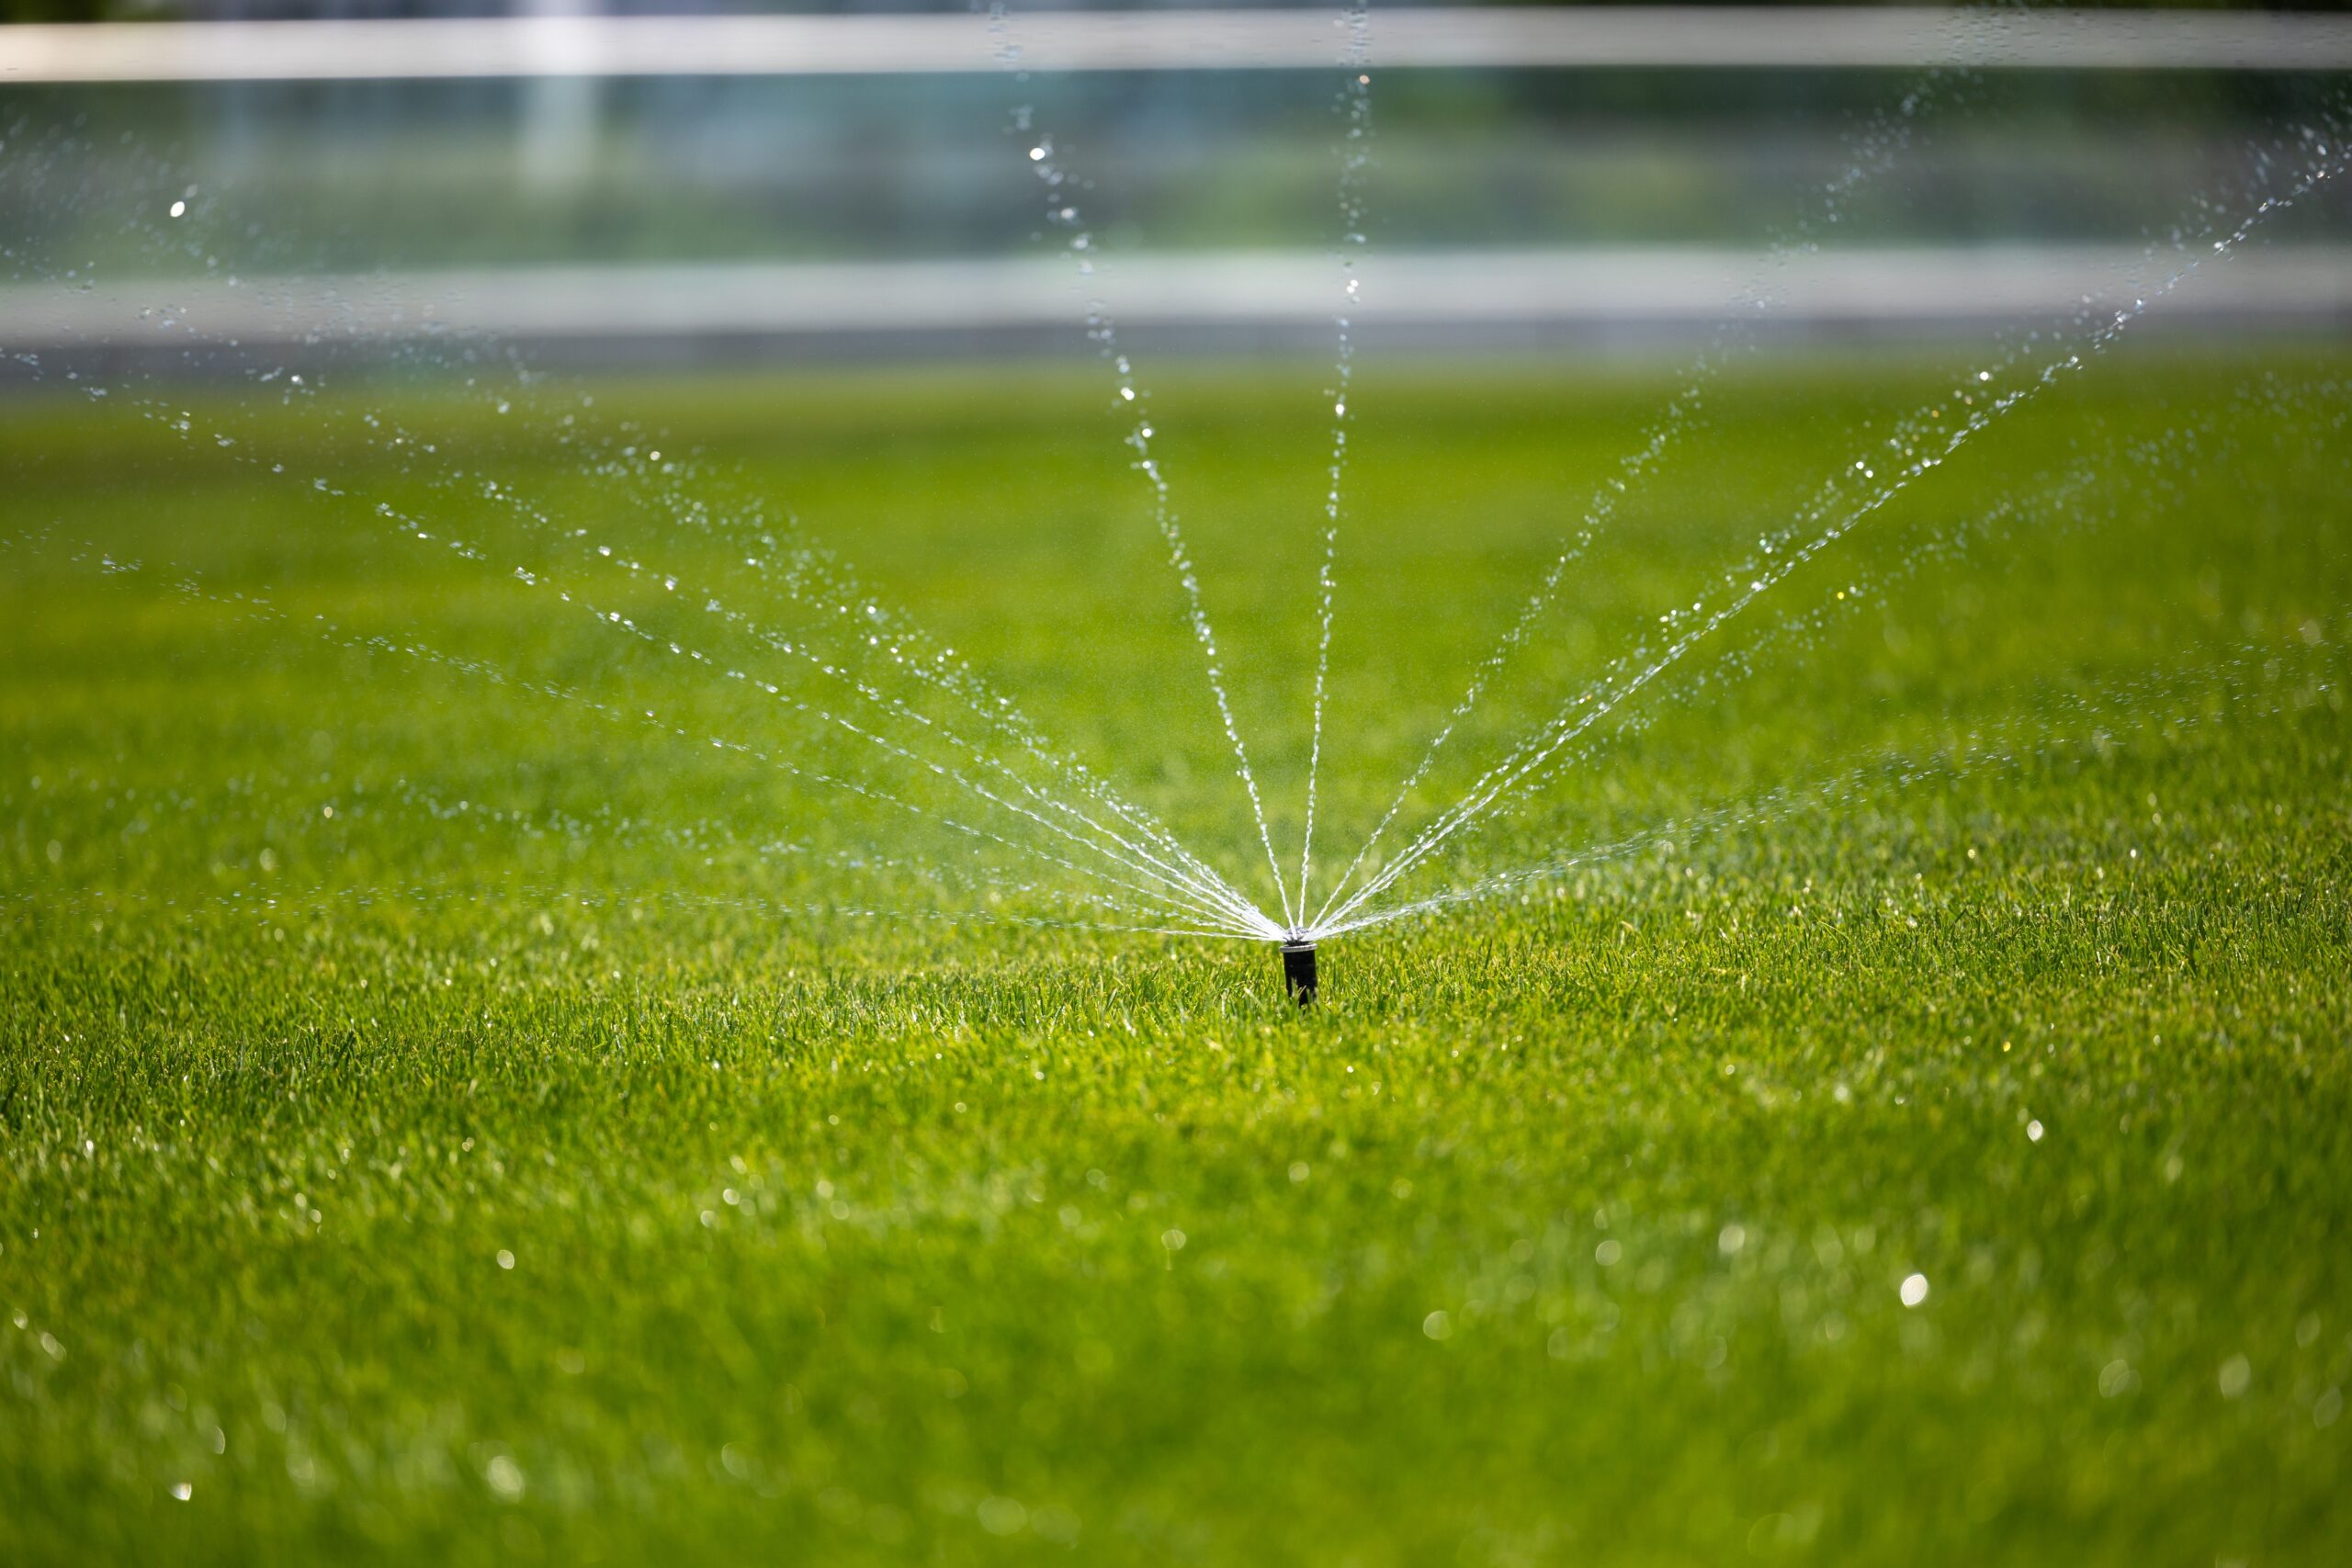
[1279,938,1317,1007]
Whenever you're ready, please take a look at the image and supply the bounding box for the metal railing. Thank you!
[3,7,2349,85]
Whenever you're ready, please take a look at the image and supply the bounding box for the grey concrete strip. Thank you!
[5,248,2348,355]
[5,8,2352,84]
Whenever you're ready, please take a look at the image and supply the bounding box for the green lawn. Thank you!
[3,346,2349,1565]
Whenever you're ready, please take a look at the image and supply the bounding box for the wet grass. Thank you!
[3,345,2350,1565]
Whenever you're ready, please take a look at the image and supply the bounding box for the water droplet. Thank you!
[483,1454,526,1499]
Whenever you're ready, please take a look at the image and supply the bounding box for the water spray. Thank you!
[1279,937,1318,1007]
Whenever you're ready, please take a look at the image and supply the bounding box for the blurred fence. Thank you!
[3,6,2349,365]
[6,9,2352,80]
[9,244,2347,369]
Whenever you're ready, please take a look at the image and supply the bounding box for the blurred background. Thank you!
[4,1,2349,370]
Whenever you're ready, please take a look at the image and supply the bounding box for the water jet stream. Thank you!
[1295,0,1374,927]
[1306,69,1955,929]
[991,0,1297,930]
[1314,134,2347,936]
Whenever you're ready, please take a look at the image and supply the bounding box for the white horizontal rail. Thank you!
[3,9,2350,85]
[6,246,2347,347]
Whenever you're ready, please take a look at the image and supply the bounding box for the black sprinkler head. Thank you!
[1279,940,1317,1007]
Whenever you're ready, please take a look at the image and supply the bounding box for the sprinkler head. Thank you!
[1279,939,1317,1007]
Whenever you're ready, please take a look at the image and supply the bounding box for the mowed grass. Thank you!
[3,345,2350,1565]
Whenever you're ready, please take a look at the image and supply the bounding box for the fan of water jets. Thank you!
[977,2,2351,995]
[4,6,2349,1005]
